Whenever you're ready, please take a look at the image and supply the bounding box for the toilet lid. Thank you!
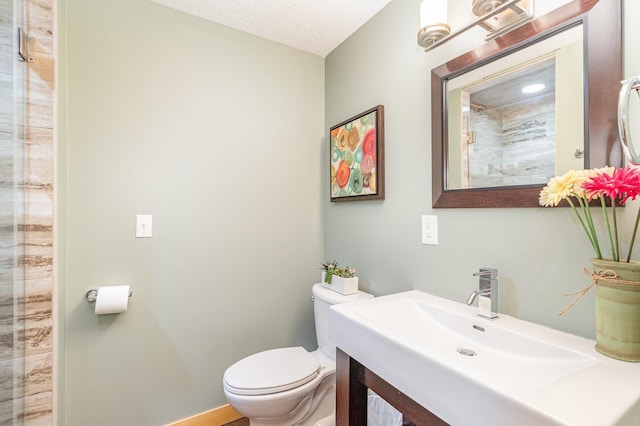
[223,347,320,396]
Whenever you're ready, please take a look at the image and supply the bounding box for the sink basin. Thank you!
[329,290,640,425]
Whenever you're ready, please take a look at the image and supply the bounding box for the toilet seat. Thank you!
[223,347,320,396]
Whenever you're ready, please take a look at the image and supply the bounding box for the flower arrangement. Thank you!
[320,260,356,284]
[539,165,640,262]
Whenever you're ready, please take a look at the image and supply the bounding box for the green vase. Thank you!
[592,258,640,362]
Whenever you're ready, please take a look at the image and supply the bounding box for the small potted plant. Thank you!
[320,261,358,295]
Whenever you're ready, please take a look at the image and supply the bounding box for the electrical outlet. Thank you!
[421,215,438,245]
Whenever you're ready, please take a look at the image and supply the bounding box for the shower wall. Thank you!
[0,0,26,421]
[22,0,54,421]
[0,0,55,423]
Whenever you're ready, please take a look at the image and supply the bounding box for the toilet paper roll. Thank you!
[95,285,130,315]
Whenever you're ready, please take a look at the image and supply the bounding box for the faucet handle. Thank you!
[473,268,498,279]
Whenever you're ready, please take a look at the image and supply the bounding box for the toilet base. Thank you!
[246,377,335,426]
[299,382,335,426]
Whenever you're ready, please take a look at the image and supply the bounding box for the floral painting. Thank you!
[329,105,385,201]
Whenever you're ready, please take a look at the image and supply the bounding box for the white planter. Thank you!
[321,272,359,295]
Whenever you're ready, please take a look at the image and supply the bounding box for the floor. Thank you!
[222,416,414,425]
[223,415,415,425]
[224,418,249,426]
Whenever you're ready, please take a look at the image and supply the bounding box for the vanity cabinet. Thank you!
[336,348,448,425]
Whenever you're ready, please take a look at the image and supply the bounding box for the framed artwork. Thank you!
[329,105,385,202]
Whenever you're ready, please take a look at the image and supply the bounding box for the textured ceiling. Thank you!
[150,0,393,57]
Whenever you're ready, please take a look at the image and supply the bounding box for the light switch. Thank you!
[136,215,152,238]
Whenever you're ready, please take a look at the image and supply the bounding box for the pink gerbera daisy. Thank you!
[582,166,640,206]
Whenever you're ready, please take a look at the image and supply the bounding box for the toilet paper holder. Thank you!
[85,288,133,303]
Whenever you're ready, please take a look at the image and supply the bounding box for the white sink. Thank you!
[329,290,640,425]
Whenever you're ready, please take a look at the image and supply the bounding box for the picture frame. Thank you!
[329,105,385,202]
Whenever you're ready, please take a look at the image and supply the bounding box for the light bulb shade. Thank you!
[418,0,450,49]
[420,0,448,29]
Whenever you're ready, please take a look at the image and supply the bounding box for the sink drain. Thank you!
[457,348,477,357]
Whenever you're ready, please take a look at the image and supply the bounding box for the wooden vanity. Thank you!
[336,348,448,425]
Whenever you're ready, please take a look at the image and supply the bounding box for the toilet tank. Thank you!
[312,283,373,359]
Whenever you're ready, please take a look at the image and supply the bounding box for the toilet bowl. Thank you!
[223,283,373,426]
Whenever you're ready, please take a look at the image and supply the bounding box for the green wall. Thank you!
[325,0,640,339]
[59,0,324,424]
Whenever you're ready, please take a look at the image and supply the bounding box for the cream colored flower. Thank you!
[539,169,579,206]
[591,166,615,176]
[572,169,592,197]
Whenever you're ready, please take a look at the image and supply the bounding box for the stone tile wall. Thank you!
[0,0,54,423]
[468,94,555,188]
[23,0,54,423]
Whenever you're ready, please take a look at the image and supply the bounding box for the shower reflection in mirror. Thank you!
[446,25,584,190]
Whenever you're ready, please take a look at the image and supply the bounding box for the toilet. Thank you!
[223,283,373,426]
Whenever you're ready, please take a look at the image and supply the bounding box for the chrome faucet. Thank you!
[466,268,499,319]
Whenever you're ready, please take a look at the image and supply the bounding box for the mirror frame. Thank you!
[431,0,622,208]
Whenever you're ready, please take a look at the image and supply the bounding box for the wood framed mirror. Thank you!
[432,0,622,208]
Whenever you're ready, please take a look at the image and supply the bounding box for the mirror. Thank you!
[432,0,622,208]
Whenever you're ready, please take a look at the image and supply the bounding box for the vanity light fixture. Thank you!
[417,0,534,52]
